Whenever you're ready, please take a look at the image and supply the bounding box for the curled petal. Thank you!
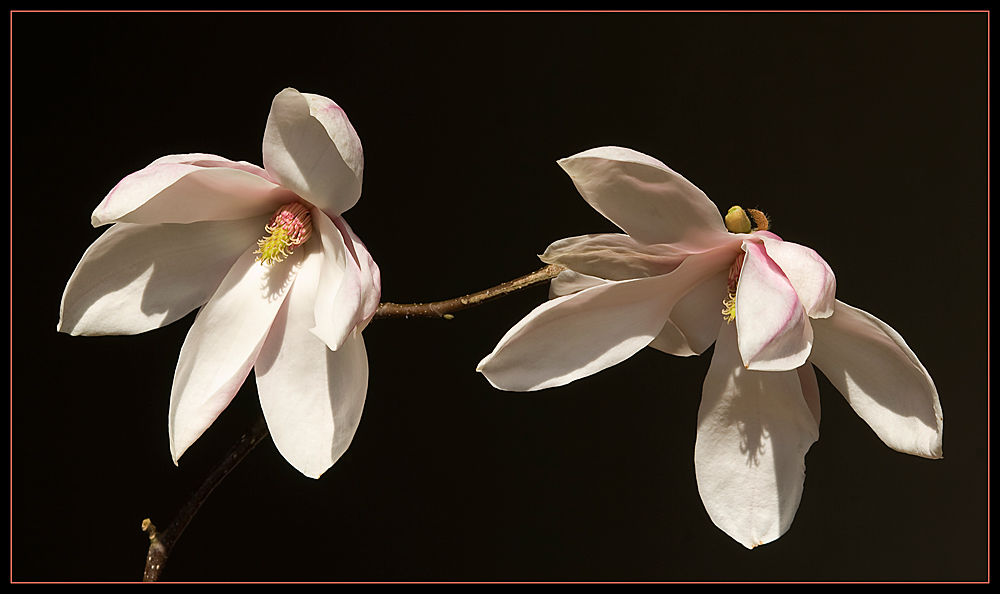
[92,154,296,226]
[809,300,943,459]
[263,88,363,217]
[548,269,609,299]
[540,233,699,281]
[256,248,368,479]
[478,248,735,391]
[761,237,836,319]
[307,210,380,351]
[558,146,733,250]
[169,245,302,464]
[736,241,813,371]
[696,322,820,549]
[59,216,266,336]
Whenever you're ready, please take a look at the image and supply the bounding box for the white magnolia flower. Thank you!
[59,88,381,479]
[478,146,943,548]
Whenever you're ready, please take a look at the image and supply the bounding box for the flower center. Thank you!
[254,202,313,266]
[721,252,745,323]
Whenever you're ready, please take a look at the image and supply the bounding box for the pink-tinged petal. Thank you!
[91,154,297,226]
[809,300,943,459]
[169,245,303,464]
[648,268,729,357]
[58,216,267,336]
[696,322,820,549]
[307,210,380,351]
[333,216,382,328]
[761,237,836,319]
[255,247,368,479]
[540,233,706,281]
[557,147,733,250]
[736,240,813,371]
[478,247,735,391]
[263,88,363,217]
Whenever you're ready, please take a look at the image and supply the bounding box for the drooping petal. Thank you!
[59,216,267,336]
[255,244,368,479]
[307,210,379,351]
[557,147,733,250]
[478,247,735,391]
[809,300,943,459]
[695,321,820,549]
[262,88,363,217]
[91,154,296,226]
[169,245,302,464]
[736,240,813,371]
[648,268,729,357]
[761,237,836,319]
[540,233,701,280]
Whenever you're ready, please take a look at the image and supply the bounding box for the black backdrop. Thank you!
[12,12,988,582]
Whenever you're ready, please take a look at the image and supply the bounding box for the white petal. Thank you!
[540,233,696,280]
[548,269,609,299]
[263,88,363,217]
[809,300,943,459]
[761,237,836,319]
[255,246,368,479]
[478,247,735,391]
[736,240,813,371]
[648,268,728,357]
[58,217,267,336]
[696,321,820,549]
[557,147,733,249]
[169,245,302,463]
[307,210,380,351]
[91,154,296,226]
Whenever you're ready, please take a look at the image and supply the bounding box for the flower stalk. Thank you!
[140,262,564,581]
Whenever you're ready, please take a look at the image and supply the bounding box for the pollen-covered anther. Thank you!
[254,202,313,266]
[721,252,745,323]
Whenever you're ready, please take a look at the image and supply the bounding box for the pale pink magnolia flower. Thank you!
[59,88,381,479]
[477,146,943,548]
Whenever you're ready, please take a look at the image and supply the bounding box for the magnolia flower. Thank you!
[477,146,943,548]
[58,88,380,479]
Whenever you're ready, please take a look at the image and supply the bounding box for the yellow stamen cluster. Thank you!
[255,202,313,266]
[722,291,737,323]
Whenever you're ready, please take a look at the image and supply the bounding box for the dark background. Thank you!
[12,12,988,582]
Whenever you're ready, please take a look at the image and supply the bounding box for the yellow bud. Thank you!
[725,206,752,234]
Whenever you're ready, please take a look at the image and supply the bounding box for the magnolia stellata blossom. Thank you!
[58,88,380,479]
[477,146,943,548]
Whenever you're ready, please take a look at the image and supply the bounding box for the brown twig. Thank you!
[139,262,564,580]
[143,414,270,581]
[373,263,564,319]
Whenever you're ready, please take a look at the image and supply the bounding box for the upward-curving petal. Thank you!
[557,147,733,250]
[263,88,363,217]
[736,240,813,371]
[59,216,267,336]
[809,300,943,459]
[255,243,368,479]
[478,247,736,391]
[169,245,302,464]
[760,237,836,319]
[91,154,296,226]
[695,321,820,549]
